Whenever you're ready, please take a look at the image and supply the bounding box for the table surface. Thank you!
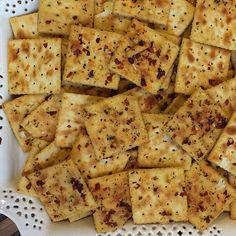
[0,214,20,236]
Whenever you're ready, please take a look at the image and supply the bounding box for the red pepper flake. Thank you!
[197,150,204,158]
[160,210,172,216]
[138,40,145,46]
[215,115,228,129]
[88,70,94,78]
[46,111,57,116]
[94,183,100,191]
[128,57,134,64]
[115,58,121,65]
[156,49,161,57]
[96,38,100,43]
[182,137,191,145]
[200,191,208,197]
[73,16,78,20]
[77,144,81,150]
[54,199,60,204]
[209,79,220,86]
[104,209,117,227]
[43,43,48,48]
[36,180,45,187]
[71,178,85,200]
[204,216,211,223]
[141,78,147,87]
[124,98,130,106]
[126,118,134,125]
[45,20,51,24]
[157,68,165,79]
[26,182,32,190]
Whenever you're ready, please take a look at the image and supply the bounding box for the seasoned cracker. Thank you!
[113,0,171,26]
[186,162,236,230]
[24,141,70,174]
[164,89,229,161]
[10,12,39,39]
[138,114,192,169]
[88,172,131,233]
[206,77,236,116]
[8,38,61,94]
[63,26,122,89]
[55,93,103,148]
[129,168,188,224]
[109,20,179,94]
[70,130,130,180]
[94,0,131,34]
[175,39,230,95]
[21,95,60,142]
[3,95,46,152]
[190,0,236,50]
[124,87,160,113]
[38,0,94,36]
[166,0,195,36]
[84,94,148,159]
[28,160,97,222]
[208,112,236,176]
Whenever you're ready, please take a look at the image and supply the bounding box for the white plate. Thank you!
[0,1,235,235]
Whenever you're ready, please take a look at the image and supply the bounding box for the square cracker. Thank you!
[24,141,71,174]
[190,0,236,50]
[138,114,192,169]
[113,0,171,26]
[109,20,179,94]
[166,0,195,36]
[63,26,122,89]
[186,161,236,230]
[208,112,236,176]
[175,38,230,95]
[8,38,61,94]
[18,138,49,196]
[3,95,46,152]
[70,130,131,180]
[84,94,148,159]
[28,160,97,222]
[123,87,160,113]
[129,168,188,224]
[206,77,236,116]
[94,0,131,34]
[38,0,94,36]
[163,89,229,162]
[21,95,61,142]
[10,13,39,39]
[55,93,104,148]
[88,172,132,233]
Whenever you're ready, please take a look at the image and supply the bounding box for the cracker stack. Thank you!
[4,0,236,233]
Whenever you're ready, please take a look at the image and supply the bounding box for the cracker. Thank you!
[94,0,131,34]
[190,0,236,50]
[164,94,188,114]
[206,77,236,116]
[22,139,49,176]
[208,112,236,176]
[113,0,171,26]
[109,20,179,94]
[28,160,97,222]
[21,95,61,142]
[25,141,71,173]
[84,94,148,159]
[138,114,192,169]
[63,26,122,89]
[129,168,188,224]
[70,130,130,180]
[124,87,160,113]
[10,12,39,39]
[38,0,94,36]
[166,0,195,36]
[8,38,61,94]
[186,161,236,230]
[2,95,46,152]
[163,89,229,162]
[55,93,104,148]
[88,172,131,233]
[175,39,230,95]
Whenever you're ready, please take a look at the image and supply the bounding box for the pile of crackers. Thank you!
[3,0,236,233]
